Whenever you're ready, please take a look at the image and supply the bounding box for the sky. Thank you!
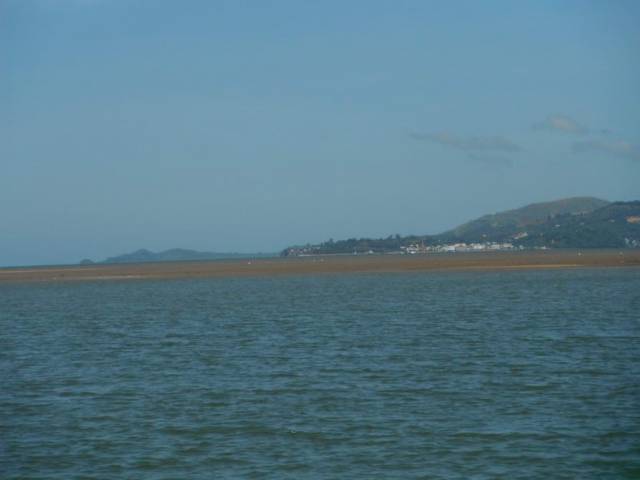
[2,0,640,266]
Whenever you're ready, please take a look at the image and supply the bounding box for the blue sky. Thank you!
[2,0,639,266]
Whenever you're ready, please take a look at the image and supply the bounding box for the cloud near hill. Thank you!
[573,139,640,162]
[411,132,522,153]
[533,114,589,134]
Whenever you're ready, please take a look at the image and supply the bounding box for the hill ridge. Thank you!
[82,248,274,265]
[282,197,640,255]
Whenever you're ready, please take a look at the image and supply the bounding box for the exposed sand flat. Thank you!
[0,250,638,284]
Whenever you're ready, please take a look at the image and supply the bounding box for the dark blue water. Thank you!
[2,268,639,479]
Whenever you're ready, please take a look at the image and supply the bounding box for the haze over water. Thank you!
[2,268,639,478]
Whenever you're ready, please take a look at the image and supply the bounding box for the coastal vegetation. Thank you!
[282,198,640,256]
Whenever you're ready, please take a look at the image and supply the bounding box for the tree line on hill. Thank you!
[281,198,640,256]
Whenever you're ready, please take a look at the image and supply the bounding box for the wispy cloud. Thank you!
[467,153,514,167]
[411,132,522,153]
[573,139,640,161]
[533,115,589,134]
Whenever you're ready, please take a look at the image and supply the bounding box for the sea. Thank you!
[1,267,639,479]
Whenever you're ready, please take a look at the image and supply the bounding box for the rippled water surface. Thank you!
[2,268,640,479]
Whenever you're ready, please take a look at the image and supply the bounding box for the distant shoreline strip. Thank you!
[0,250,638,284]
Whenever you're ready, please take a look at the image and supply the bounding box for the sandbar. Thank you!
[1,250,639,284]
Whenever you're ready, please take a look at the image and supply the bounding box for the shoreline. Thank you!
[1,250,639,284]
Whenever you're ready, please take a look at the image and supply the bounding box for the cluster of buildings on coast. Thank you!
[400,241,517,254]
[283,241,523,257]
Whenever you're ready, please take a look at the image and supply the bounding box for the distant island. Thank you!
[81,248,275,265]
[282,197,640,256]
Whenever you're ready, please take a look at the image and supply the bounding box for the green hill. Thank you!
[281,197,640,255]
[439,197,609,243]
[516,201,640,248]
